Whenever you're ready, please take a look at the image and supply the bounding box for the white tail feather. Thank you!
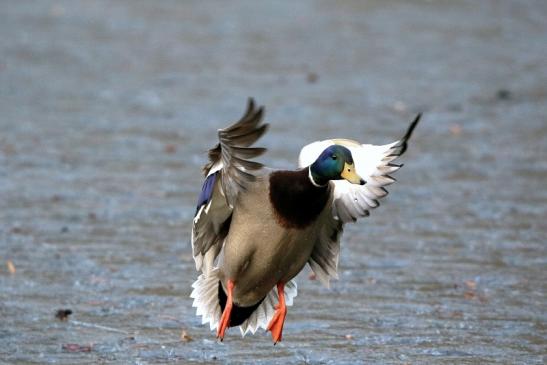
[239,280,297,336]
[190,268,222,331]
[190,268,298,336]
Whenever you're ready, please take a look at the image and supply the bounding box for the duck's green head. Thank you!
[309,145,365,186]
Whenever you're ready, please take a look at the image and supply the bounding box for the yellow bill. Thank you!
[341,162,365,185]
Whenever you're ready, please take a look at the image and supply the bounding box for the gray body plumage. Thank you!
[190,98,420,336]
[218,172,332,306]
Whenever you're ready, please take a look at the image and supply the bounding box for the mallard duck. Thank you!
[191,98,420,343]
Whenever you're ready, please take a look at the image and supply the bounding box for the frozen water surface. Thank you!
[1,1,546,364]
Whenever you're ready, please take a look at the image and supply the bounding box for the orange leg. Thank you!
[217,280,234,341]
[267,282,287,344]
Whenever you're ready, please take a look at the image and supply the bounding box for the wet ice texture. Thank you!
[1,1,546,364]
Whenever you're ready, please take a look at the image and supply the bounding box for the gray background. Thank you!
[1,1,546,364]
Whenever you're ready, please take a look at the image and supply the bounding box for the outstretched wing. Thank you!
[299,114,420,286]
[192,98,268,272]
[299,114,420,223]
[308,209,344,288]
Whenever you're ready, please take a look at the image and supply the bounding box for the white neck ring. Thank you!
[308,167,326,188]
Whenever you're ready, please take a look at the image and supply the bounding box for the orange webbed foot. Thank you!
[267,283,287,344]
[217,280,234,341]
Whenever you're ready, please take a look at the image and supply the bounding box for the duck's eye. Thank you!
[331,154,337,160]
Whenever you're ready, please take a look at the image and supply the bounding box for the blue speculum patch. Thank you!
[195,172,217,216]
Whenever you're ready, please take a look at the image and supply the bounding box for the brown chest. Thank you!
[268,169,330,229]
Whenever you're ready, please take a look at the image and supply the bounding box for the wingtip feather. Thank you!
[398,113,421,155]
